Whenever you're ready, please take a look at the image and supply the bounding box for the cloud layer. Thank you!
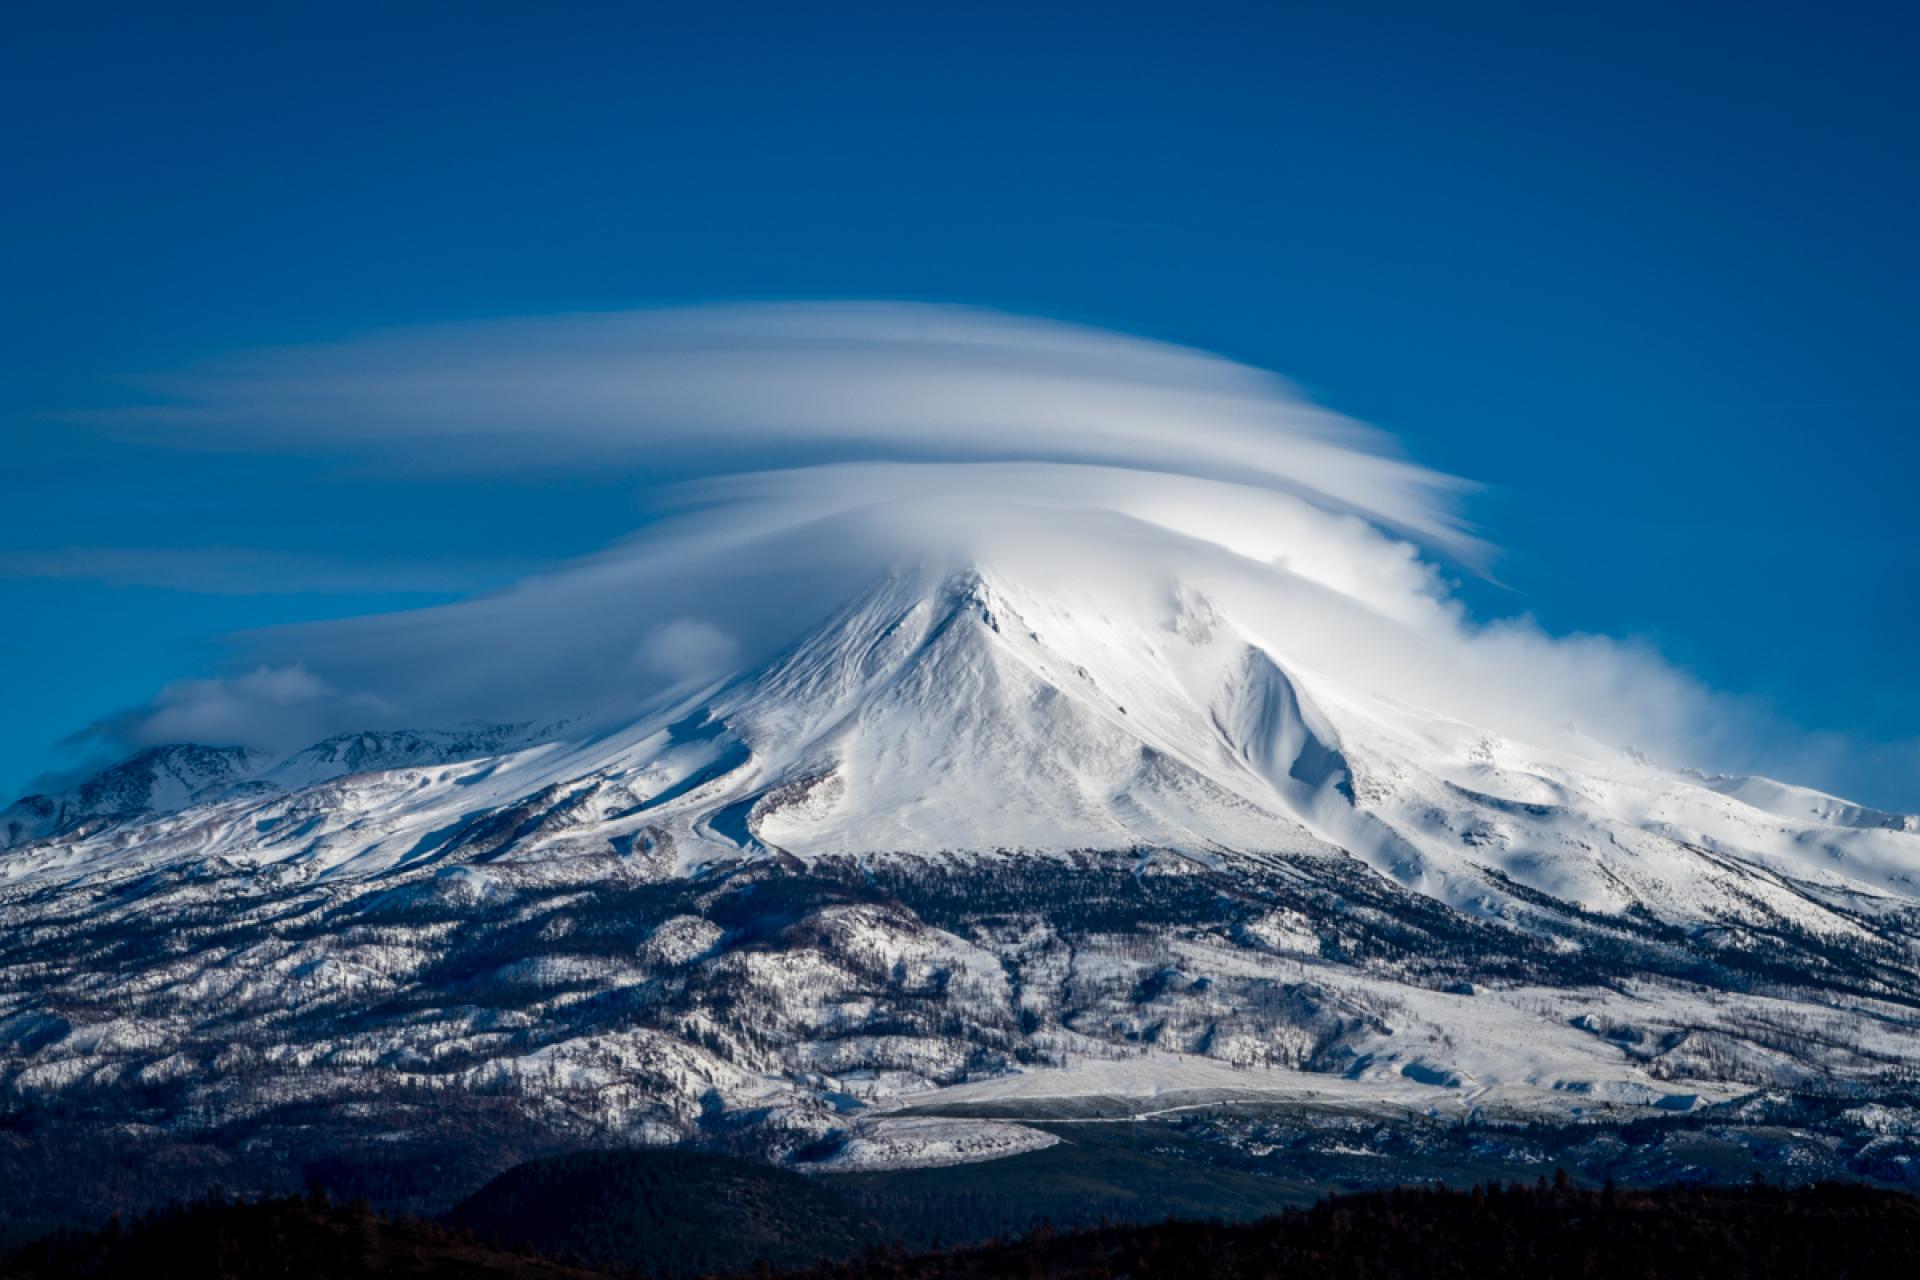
[55,303,1918,809]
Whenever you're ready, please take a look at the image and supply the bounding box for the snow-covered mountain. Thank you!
[8,564,1913,906]
[3,560,1918,1171]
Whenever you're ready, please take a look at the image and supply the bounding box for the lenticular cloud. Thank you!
[108,302,1473,547]
[78,303,1826,791]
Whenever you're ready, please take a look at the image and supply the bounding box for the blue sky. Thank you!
[3,1,1916,807]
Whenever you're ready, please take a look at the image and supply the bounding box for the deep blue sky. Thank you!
[3,1,1916,806]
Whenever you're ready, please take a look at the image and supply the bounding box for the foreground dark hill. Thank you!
[8,1178,1919,1280]
[0,1195,606,1280]
[784,1181,1920,1279]
[449,1150,884,1276]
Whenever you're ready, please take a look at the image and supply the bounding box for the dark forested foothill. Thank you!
[0,1193,605,1280]
[448,1149,887,1275]
[5,1177,1918,1280]
[770,1180,1920,1280]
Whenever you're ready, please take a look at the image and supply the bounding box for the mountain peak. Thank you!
[0,742,264,848]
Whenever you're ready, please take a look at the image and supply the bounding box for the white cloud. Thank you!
[86,303,1478,556]
[0,547,525,595]
[112,665,395,753]
[634,618,740,686]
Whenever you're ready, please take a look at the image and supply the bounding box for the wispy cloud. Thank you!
[82,303,1480,557]
[0,547,530,596]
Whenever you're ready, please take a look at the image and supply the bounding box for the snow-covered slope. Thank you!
[2,562,1918,1166]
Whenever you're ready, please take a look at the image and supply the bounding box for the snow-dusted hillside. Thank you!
[2,561,1918,1167]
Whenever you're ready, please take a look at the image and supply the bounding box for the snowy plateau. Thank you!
[4,564,1920,1182]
